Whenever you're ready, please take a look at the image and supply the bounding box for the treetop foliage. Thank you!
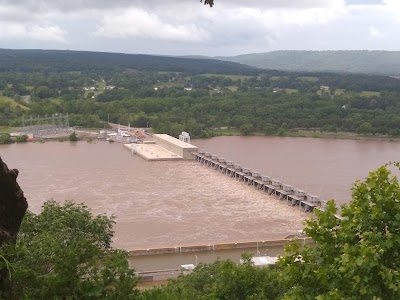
[1,200,139,299]
[281,164,400,299]
[201,0,215,7]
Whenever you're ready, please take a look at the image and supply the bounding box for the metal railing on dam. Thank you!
[194,150,326,213]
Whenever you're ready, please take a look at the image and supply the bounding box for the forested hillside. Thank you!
[217,50,400,76]
[2,69,400,138]
[1,49,400,138]
[0,49,259,75]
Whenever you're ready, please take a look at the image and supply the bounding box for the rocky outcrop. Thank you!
[0,156,28,246]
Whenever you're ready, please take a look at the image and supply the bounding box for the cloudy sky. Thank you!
[0,0,399,56]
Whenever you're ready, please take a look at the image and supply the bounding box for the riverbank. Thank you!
[2,124,400,142]
[210,128,400,142]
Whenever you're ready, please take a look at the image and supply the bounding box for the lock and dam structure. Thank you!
[125,132,326,214]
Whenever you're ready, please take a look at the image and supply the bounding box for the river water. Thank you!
[193,136,400,205]
[0,140,306,251]
[2,136,399,272]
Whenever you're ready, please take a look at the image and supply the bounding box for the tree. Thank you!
[201,0,215,7]
[15,135,28,143]
[281,164,400,299]
[239,123,254,135]
[141,255,286,300]
[1,200,139,299]
[356,121,372,135]
[69,131,78,141]
[0,134,14,145]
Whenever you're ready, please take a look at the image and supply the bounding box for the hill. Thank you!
[216,50,400,76]
[0,49,260,75]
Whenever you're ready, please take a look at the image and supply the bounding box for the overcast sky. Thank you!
[0,0,398,56]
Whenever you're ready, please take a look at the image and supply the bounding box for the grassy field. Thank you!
[285,88,299,94]
[84,81,107,98]
[226,86,239,91]
[334,89,346,95]
[0,126,12,133]
[51,98,63,104]
[0,95,29,110]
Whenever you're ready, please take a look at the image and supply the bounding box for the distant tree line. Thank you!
[1,58,400,137]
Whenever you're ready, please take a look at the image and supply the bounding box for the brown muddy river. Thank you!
[193,136,400,206]
[1,140,307,250]
[2,136,399,252]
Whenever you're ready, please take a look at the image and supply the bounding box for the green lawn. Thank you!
[0,126,12,133]
[361,91,381,97]
[84,81,107,98]
[51,98,63,104]
[0,95,30,110]
[227,85,239,91]
[335,89,346,95]
[285,88,299,94]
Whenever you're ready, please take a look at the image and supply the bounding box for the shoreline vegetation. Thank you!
[210,127,400,142]
[2,126,400,143]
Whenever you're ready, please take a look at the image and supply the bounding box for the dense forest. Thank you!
[0,49,259,75]
[1,55,400,138]
[215,50,400,76]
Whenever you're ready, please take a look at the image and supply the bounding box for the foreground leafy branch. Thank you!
[281,165,400,299]
[2,200,139,299]
[201,0,215,7]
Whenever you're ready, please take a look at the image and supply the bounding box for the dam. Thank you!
[194,150,323,213]
[125,132,324,214]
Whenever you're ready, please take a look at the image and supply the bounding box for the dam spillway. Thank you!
[194,150,324,213]
[124,132,324,213]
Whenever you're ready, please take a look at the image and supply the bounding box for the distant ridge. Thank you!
[215,50,400,76]
[0,49,260,75]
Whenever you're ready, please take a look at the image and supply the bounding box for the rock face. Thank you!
[0,156,28,246]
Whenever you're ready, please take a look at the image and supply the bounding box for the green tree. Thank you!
[281,164,400,299]
[15,135,28,143]
[264,123,278,135]
[356,121,372,135]
[33,85,53,99]
[141,255,286,300]
[0,134,14,145]
[69,131,78,141]
[2,200,139,299]
[239,123,254,135]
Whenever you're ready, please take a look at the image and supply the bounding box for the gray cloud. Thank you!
[0,0,398,56]
[346,0,383,4]
[0,0,344,12]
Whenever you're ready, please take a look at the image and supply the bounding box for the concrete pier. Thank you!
[125,134,198,161]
